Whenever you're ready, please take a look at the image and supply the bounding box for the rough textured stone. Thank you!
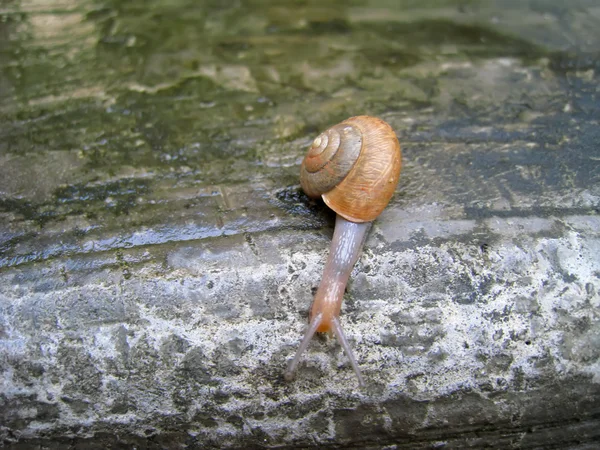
[1,0,599,449]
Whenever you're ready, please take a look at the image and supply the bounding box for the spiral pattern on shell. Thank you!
[300,123,363,198]
[300,116,401,223]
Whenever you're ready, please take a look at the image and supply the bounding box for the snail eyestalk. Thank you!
[285,215,370,386]
[284,313,323,381]
[331,316,365,387]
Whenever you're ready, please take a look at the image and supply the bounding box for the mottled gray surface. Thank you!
[1,0,599,449]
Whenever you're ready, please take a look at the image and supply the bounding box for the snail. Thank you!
[284,115,402,386]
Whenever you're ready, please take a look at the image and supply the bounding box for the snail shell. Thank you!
[300,116,402,223]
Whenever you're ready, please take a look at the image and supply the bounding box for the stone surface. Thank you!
[0,0,599,448]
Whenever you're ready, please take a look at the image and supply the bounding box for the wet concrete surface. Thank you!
[1,0,599,448]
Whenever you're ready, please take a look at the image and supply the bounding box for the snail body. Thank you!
[285,116,401,387]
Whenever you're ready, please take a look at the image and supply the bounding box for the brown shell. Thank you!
[300,116,402,223]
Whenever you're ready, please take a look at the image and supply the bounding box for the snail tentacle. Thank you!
[331,316,365,387]
[284,312,323,381]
